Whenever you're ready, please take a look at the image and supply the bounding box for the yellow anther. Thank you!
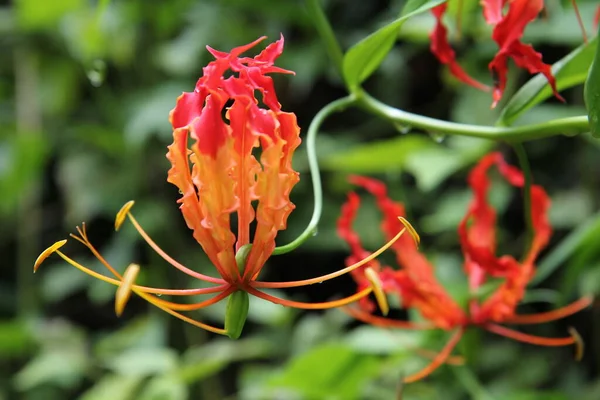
[115,201,135,231]
[34,240,68,272]
[398,216,420,247]
[115,263,140,317]
[365,267,389,316]
[569,327,584,361]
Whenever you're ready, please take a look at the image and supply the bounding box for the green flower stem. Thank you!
[273,95,357,255]
[306,0,344,77]
[512,143,534,251]
[357,91,589,142]
[452,367,496,400]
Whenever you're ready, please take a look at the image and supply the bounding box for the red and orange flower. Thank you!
[338,152,592,382]
[35,36,411,339]
[429,0,595,107]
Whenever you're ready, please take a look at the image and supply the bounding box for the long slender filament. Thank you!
[253,227,407,289]
[245,286,374,309]
[403,329,464,383]
[505,296,593,325]
[485,323,576,346]
[126,213,226,284]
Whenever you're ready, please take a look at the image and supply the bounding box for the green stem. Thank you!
[273,95,357,255]
[512,143,534,250]
[306,0,344,77]
[357,91,589,142]
[452,367,495,400]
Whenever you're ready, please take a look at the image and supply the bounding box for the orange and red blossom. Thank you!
[338,153,591,382]
[34,36,414,339]
[429,0,586,107]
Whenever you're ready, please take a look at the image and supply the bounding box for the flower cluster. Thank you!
[35,36,411,339]
[430,0,598,107]
[338,153,591,382]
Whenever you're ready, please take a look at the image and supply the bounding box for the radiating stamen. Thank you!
[116,263,140,316]
[505,296,593,325]
[135,289,228,335]
[34,240,68,272]
[365,267,389,316]
[71,223,122,279]
[485,323,577,346]
[403,329,464,383]
[50,249,226,295]
[147,286,235,311]
[125,212,226,284]
[245,286,375,310]
[254,222,409,289]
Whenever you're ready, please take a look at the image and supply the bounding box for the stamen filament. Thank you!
[71,226,122,279]
[485,323,576,346]
[505,296,593,325]
[404,329,464,383]
[54,250,227,295]
[344,306,435,330]
[147,286,234,311]
[253,227,407,289]
[136,290,227,335]
[126,213,225,284]
[245,286,374,309]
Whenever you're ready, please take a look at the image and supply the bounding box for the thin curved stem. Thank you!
[273,95,357,255]
[357,91,589,143]
[306,0,344,77]
[147,286,234,311]
[512,143,533,251]
[404,329,464,383]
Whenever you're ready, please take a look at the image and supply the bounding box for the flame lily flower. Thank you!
[34,36,415,339]
[429,0,593,107]
[338,152,592,382]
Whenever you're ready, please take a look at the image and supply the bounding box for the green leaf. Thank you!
[322,135,435,172]
[342,0,446,89]
[585,26,600,137]
[499,36,597,126]
[105,347,179,377]
[80,375,144,400]
[269,343,381,399]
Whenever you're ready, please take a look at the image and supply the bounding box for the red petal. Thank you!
[489,0,562,106]
[481,0,508,25]
[348,176,466,328]
[460,152,552,322]
[429,4,489,91]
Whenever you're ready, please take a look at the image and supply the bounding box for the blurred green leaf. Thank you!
[269,343,381,399]
[342,0,446,89]
[500,36,597,126]
[138,376,187,400]
[0,320,35,358]
[105,347,179,377]
[345,326,422,355]
[14,349,89,391]
[80,375,143,400]
[16,0,84,31]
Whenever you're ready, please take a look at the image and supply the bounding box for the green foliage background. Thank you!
[1,0,599,399]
